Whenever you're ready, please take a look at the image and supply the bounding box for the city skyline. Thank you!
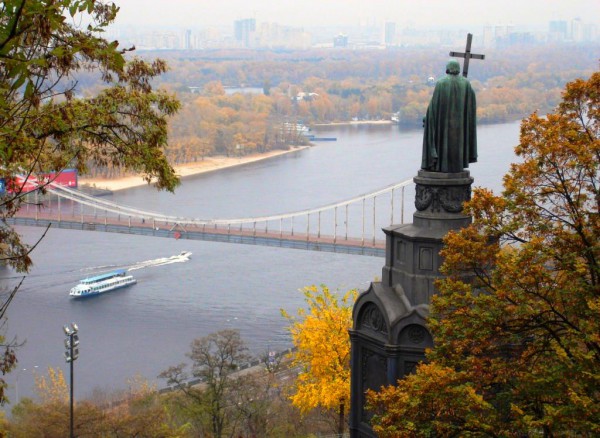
[113,0,600,29]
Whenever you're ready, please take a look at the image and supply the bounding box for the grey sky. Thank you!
[113,0,600,29]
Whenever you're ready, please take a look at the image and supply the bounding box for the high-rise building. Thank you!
[184,29,192,50]
[138,31,180,50]
[482,26,494,47]
[571,18,584,42]
[256,23,311,49]
[494,25,508,41]
[234,18,256,47]
[384,22,396,46]
[549,20,568,41]
[583,23,598,42]
[333,33,348,47]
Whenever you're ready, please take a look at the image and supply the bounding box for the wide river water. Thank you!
[2,121,520,402]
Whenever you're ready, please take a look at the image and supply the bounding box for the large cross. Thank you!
[449,33,485,77]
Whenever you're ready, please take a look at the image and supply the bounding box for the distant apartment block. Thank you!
[569,17,597,42]
[333,33,348,47]
[549,18,597,42]
[184,29,192,49]
[256,23,311,49]
[234,18,256,47]
[571,18,584,42]
[481,19,598,48]
[482,24,536,47]
[110,17,598,52]
[384,22,396,46]
[549,20,568,41]
[138,31,181,50]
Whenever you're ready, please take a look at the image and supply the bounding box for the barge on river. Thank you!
[69,269,136,298]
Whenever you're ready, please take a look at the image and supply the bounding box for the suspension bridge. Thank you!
[9,177,415,257]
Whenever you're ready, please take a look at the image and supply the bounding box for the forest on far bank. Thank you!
[78,44,598,178]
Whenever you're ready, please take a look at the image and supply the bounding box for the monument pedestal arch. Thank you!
[349,170,473,437]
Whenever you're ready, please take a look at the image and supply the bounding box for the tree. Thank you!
[9,369,189,436]
[368,72,600,436]
[10,367,72,436]
[94,375,190,437]
[1,0,180,273]
[282,285,357,435]
[159,329,252,438]
[0,0,180,404]
[203,80,225,96]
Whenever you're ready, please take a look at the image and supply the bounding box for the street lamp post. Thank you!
[64,323,79,438]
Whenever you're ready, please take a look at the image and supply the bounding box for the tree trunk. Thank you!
[338,397,345,436]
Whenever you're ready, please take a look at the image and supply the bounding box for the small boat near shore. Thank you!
[283,122,310,134]
[69,269,136,298]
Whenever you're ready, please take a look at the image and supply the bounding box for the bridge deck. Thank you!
[10,210,386,257]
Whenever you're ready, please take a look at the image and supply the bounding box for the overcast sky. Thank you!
[112,0,600,29]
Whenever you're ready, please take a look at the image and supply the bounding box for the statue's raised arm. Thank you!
[421,59,477,173]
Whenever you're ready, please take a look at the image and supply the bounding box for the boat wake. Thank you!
[3,253,192,296]
[67,252,191,298]
[126,251,192,271]
[80,264,119,273]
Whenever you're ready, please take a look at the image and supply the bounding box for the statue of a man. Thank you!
[421,59,477,173]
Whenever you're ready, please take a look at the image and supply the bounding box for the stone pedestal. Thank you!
[349,170,473,437]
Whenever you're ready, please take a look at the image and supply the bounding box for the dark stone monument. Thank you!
[421,59,477,173]
[349,35,483,437]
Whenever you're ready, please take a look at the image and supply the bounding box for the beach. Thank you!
[313,120,392,126]
[79,146,309,192]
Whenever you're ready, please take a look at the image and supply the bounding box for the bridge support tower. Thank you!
[349,170,473,437]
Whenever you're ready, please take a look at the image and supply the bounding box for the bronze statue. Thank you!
[421,59,477,173]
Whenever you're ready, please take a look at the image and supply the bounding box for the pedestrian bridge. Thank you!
[10,177,415,257]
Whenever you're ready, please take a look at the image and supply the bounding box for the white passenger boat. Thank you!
[69,269,136,298]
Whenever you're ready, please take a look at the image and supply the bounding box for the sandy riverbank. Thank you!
[313,120,393,126]
[79,146,309,192]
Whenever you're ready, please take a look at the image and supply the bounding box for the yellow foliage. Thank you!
[368,362,496,437]
[0,410,9,435]
[282,285,357,414]
[35,367,68,405]
[127,373,157,398]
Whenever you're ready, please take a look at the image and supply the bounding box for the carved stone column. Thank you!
[413,170,473,226]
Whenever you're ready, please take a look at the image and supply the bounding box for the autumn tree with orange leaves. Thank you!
[283,285,357,436]
[368,72,600,436]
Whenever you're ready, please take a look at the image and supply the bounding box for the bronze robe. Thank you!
[421,74,477,173]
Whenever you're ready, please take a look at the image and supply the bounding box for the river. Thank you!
[2,121,520,403]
